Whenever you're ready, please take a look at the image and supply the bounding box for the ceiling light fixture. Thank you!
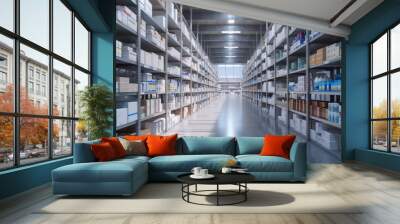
[221,30,241,34]
[224,46,239,49]
[225,56,237,58]
[228,19,235,24]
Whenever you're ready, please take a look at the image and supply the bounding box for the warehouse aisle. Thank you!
[167,94,341,163]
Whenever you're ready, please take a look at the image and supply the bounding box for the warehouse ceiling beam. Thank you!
[172,0,351,37]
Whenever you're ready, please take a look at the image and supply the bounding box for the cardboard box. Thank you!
[116,108,128,126]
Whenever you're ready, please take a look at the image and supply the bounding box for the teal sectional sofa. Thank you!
[52,136,307,196]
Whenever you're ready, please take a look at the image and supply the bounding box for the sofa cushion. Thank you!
[147,134,178,157]
[178,136,236,155]
[73,140,100,163]
[91,142,118,161]
[53,158,147,183]
[260,135,296,159]
[236,137,264,155]
[236,155,293,172]
[149,154,235,172]
[101,137,127,158]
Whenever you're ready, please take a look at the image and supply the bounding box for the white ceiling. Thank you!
[172,0,384,37]
[225,0,352,23]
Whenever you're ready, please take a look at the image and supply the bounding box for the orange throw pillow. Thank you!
[124,135,148,141]
[101,137,127,158]
[146,134,178,157]
[91,142,117,162]
[260,135,296,159]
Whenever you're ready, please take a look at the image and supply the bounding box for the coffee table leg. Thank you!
[216,184,219,206]
[245,183,247,201]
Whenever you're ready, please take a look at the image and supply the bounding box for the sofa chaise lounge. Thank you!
[52,136,307,196]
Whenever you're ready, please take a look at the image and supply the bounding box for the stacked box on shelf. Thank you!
[116,41,123,58]
[310,122,340,150]
[167,2,179,24]
[290,114,307,135]
[140,50,164,71]
[328,103,341,125]
[146,25,166,50]
[289,31,306,52]
[120,42,137,62]
[168,65,180,76]
[288,76,305,92]
[325,42,341,62]
[168,47,180,59]
[289,98,306,113]
[143,117,166,135]
[275,26,286,44]
[310,47,326,66]
[278,108,288,123]
[117,101,138,126]
[139,0,152,17]
[142,97,164,117]
[117,77,139,93]
[117,6,137,31]
[312,69,341,92]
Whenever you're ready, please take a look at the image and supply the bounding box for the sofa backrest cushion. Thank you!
[177,136,236,155]
[236,137,264,155]
[73,140,100,163]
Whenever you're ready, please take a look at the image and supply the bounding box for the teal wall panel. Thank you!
[0,158,72,199]
[345,0,400,171]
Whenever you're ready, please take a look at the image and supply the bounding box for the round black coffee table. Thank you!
[177,173,255,206]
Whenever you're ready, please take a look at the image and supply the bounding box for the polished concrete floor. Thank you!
[167,94,341,163]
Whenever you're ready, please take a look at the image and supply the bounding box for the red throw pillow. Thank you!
[91,142,117,162]
[146,134,178,157]
[260,135,296,159]
[101,137,127,158]
[124,135,149,141]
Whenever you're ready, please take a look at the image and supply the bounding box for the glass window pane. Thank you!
[20,44,49,115]
[20,0,49,49]
[372,120,388,151]
[391,120,400,153]
[372,33,387,76]
[75,120,88,143]
[372,76,388,119]
[391,24,400,70]
[20,117,49,165]
[372,76,387,119]
[53,0,72,60]
[391,72,400,118]
[0,35,14,112]
[0,116,14,170]
[53,119,72,157]
[0,0,14,31]
[53,59,72,117]
[74,69,89,118]
[75,18,89,70]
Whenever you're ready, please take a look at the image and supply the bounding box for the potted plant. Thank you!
[79,84,113,140]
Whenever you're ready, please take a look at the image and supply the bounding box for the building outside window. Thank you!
[0,0,91,170]
[370,23,400,154]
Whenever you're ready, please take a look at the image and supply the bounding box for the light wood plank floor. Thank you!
[1,163,400,224]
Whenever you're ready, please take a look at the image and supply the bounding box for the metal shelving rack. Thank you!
[242,22,343,151]
[115,0,218,135]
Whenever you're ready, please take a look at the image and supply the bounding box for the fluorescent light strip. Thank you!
[225,56,237,58]
[224,46,239,49]
[221,30,241,34]
[228,19,235,24]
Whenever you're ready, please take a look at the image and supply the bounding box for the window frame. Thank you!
[0,0,92,171]
[370,21,400,154]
